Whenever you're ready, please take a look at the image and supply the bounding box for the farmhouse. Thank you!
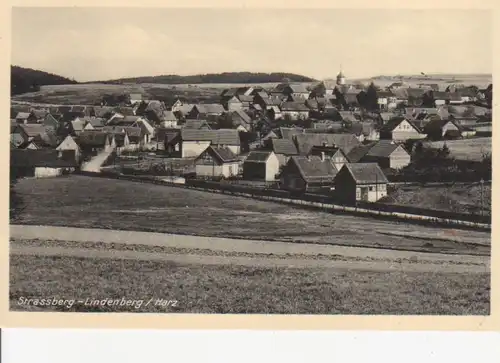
[281,83,310,99]
[423,118,462,140]
[334,163,388,204]
[379,117,426,142]
[280,155,338,193]
[180,129,241,158]
[243,151,280,181]
[360,140,411,170]
[194,145,239,179]
[265,138,299,167]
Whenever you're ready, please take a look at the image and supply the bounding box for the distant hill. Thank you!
[11,65,78,96]
[90,72,317,85]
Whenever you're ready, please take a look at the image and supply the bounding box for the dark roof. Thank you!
[433,91,452,100]
[200,146,238,163]
[88,118,106,128]
[184,119,211,130]
[346,143,375,163]
[365,140,404,158]
[407,88,426,98]
[156,128,180,144]
[10,149,77,168]
[279,127,304,140]
[270,138,299,155]
[294,133,361,155]
[31,109,48,119]
[194,104,225,114]
[102,126,142,138]
[61,111,86,123]
[114,107,135,116]
[18,124,46,138]
[71,105,86,113]
[289,155,338,183]
[342,163,388,184]
[161,110,178,122]
[181,129,240,145]
[244,151,273,163]
[285,83,309,93]
[280,102,309,112]
[76,131,111,147]
[93,106,115,118]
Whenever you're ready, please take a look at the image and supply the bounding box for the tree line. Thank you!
[11,65,77,96]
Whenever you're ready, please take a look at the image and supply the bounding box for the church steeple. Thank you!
[336,64,346,85]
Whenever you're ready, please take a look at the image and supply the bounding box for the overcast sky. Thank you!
[11,7,492,82]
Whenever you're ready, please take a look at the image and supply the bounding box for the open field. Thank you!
[383,183,491,215]
[357,74,492,89]
[9,253,489,314]
[13,175,490,255]
[425,137,492,162]
[12,82,223,105]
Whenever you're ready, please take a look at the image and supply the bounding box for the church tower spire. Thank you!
[336,64,346,85]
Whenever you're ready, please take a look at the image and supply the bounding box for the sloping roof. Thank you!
[406,88,426,98]
[61,111,86,123]
[365,140,403,158]
[270,138,299,155]
[237,95,254,103]
[279,127,304,140]
[286,83,309,93]
[18,124,46,138]
[294,133,361,155]
[433,91,452,100]
[338,111,358,123]
[203,146,238,163]
[31,131,59,148]
[31,109,48,119]
[390,88,409,100]
[181,129,240,145]
[15,112,31,120]
[92,106,115,118]
[184,119,211,130]
[88,118,106,128]
[71,105,86,113]
[114,107,135,116]
[343,163,388,184]
[244,151,272,163]
[379,117,422,133]
[10,149,77,168]
[346,143,375,163]
[232,109,252,124]
[281,102,309,112]
[290,155,338,183]
[195,104,225,114]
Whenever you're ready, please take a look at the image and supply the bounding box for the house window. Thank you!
[369,186,374,191]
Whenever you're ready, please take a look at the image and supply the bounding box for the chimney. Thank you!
[320,152,325,161]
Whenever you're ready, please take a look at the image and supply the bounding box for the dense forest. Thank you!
[90,72,317,85]
[11,65,78,95]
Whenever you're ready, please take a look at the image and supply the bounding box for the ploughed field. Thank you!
[13,175,490,255]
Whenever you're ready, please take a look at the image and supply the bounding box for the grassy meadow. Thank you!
[9,254,490,314]
[13,175,490,255]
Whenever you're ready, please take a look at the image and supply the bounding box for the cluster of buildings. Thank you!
[10,70,492,203]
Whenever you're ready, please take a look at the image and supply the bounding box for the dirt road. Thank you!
[10,225,489,273]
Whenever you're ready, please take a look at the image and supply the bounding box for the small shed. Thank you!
[334,163,389,204]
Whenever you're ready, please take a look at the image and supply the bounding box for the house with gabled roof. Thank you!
[379,117,426,142]
[281,102,310,120]
[280,155,338,192]
[129,93,143,105]
[334,163,389,204]
[180,129,241,158]
[15,112,35,124]
[281,83,310,99]
[265,138,299,166]
[355,140,411,169]
[194,145,240,179]
[56,135,82,163]
[10,149,78,178]
[188,104,226,119]
[423,118,462,140]
[243,151,280,181]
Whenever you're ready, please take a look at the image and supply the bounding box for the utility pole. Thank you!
[480,178,484,218]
